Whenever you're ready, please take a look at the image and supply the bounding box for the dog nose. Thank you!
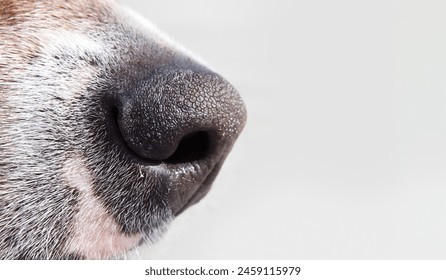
[114,67,246,164]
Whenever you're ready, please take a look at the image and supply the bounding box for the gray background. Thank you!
[124,0,446,259]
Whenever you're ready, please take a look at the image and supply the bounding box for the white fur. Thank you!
[63,156,142,259]
[120,5,211,69]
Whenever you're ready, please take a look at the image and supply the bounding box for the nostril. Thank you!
[165,131,210,164]
[111,106,119,124]
[111,100,212,164]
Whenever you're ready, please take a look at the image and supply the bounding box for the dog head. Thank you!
[0,0,246,259]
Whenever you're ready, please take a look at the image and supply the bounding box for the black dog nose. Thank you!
[114,67,246,164]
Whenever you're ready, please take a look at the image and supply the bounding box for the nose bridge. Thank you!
[117,65,246,162]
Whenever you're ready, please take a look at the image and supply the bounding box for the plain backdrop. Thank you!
[123,0,446,259]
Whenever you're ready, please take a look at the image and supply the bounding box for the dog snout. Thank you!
[114,67,246,165]
[103,62,246,215]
